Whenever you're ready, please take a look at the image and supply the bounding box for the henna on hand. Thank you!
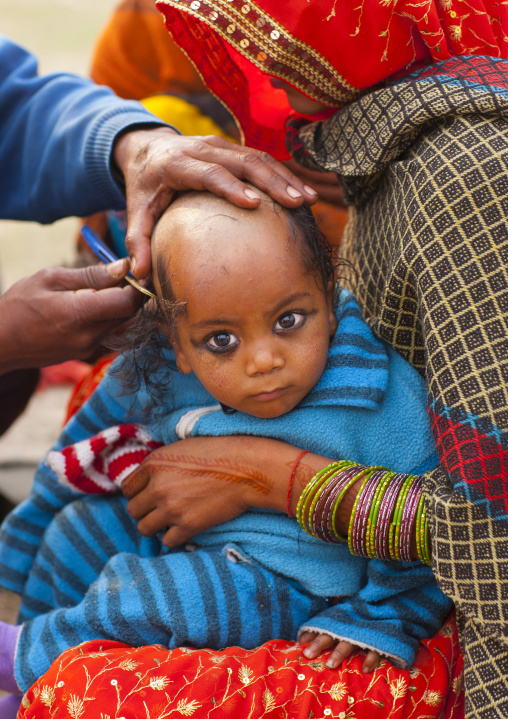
[123,452,273,500]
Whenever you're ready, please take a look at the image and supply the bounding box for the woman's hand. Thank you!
[299,631,381,673]
[122,435,305,547]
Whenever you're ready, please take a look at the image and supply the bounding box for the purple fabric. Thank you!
[0,622,21,694]
[0,693,22,718]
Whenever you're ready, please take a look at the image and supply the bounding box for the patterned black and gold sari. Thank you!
[288,55,508,718]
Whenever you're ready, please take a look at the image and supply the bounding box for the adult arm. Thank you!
[0,36,157,222]
[123,437,422,559]
[0,36,317,368]
[0,37,316,275]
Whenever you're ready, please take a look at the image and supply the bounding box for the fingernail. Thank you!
[106,259,127,278]
[245,188,260,200]
[303,648,312,658]
[303,184,318,196]
[326,660,335,668]
[287,186,303,198]
[130,257,137,275]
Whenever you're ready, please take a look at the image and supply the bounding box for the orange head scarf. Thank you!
[156,0,508,158]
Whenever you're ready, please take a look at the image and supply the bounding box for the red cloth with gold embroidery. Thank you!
[156,0,508,158]
[64,354,116,425]
[19,611,463,718]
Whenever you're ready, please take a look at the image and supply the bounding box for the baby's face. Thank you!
[153,196,336,419]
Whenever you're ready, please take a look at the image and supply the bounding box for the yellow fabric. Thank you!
[141,95,234,141]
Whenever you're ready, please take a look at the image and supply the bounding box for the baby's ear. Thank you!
[158,324,193,374]
[171,338,193,374]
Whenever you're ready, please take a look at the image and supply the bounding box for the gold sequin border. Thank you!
[159,0,359,105]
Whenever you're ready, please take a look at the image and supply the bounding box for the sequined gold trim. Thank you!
[159,0,359,105]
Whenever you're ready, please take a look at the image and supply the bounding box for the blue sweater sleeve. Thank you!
[0,365,145,594]
[0,36,167,222]
[299,558,453,668]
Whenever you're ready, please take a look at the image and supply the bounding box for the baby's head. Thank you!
[150,190,337,418]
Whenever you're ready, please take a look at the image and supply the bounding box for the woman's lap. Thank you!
[18,610,463,718]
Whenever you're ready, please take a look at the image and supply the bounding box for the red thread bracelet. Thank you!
[287,450,310,517]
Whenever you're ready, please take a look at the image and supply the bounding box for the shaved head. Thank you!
[151,188,289,302]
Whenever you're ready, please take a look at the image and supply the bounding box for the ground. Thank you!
[0,0,120,502]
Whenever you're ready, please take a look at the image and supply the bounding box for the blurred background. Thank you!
[0,0,119,504]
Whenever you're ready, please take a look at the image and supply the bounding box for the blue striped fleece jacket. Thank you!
[0,289,452,691]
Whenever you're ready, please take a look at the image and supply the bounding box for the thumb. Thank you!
[124,208,153,280]
[55,260,131,292]
[125,187,176,279]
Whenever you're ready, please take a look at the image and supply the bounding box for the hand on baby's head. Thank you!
[150,189,337,419]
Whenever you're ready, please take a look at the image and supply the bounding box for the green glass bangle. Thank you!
[416,494,431,565]
[296,463,331,530]
[296,461,354,535]
[366,471,394,558]
[306,465,341,538]
[394,475,415,560]
[390,475,411,561]
[415,493,424,562]
[389,474,415,561]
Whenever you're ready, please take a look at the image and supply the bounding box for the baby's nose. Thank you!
[246,344,285,375]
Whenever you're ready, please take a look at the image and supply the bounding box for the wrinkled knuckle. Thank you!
[258,150,275,165]
[204,163,225,180]
[72,298,94,327]
[82,264,102,291]
[241,151,262,168]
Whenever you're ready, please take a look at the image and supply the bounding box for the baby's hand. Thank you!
[299,631,381,673]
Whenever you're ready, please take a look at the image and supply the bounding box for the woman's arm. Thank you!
[122,436,420,557]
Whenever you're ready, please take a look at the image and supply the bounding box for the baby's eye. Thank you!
[205,332,240,352]
[275,312,305,331]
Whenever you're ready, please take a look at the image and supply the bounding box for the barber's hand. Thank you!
[113,128,319,278]
[0,260,140,374]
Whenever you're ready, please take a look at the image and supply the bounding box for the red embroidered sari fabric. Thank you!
[19,611,463,718]
[155,0,508,158]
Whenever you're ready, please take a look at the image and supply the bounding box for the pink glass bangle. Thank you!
[399,475,422,561]
[374,473,406,560]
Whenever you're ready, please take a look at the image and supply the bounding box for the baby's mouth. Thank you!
[252,387,288,402]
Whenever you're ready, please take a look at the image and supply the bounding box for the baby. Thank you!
[0,191,451,698]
